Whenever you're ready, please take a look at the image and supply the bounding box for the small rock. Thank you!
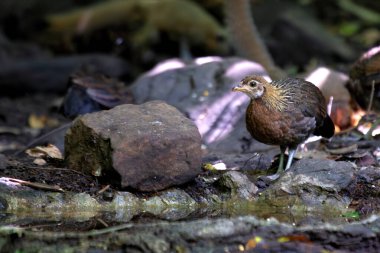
[65,101,202,191]
[356,167,380,183]
[144,189,198,220]
[269,159,356,208]
[109,192,140,221]
[218,171,258,200]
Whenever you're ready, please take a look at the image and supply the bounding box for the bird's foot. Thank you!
[265,173,281,181]
[257,170,285,184]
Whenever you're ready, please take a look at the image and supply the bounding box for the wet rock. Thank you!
[356,166,380,183]
[65,101,202,191]
[144,189,198,220]
[266,159,355,209]
[0,177,101,215]
[130,57,270,153]
[203,152,274,171]
[110,192,141,221]
[4,214,380,252]
[218,171,258,200]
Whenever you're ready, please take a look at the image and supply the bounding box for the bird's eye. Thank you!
[248,80,257,87]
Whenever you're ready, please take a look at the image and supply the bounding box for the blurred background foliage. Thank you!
[0,0,378,78]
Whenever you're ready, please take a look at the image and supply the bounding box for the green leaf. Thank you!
[342,210,360,219]
[338,22,360,37]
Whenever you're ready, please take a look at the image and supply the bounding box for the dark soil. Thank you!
[0,94,101,193]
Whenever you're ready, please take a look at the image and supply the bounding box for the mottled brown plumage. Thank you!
[233,75,334,173]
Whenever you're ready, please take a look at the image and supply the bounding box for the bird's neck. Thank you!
[260,84,288,111]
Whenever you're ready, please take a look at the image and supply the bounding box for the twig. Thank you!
[38,167,91,178]
[97,184,110,195]
[26,223,135,239]
[96,218,109,228]
[6,177,64,192]
[367,80,375,112]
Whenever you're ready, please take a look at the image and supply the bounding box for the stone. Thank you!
[65,101,202,191]
[267,159,356,209]
[130,56,271,154]
[143,189,198,220]
[218,171,258,200]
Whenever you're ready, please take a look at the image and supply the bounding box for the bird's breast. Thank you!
[245,100,314,146]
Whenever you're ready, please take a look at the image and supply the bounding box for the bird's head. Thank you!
[232,75,268,99]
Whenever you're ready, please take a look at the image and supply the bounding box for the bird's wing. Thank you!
[293,82,327,123]
[289,112,316,142]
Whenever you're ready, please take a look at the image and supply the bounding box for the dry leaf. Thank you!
[26,144,63,159]
[28,114,59,129]
[277,234,311,243]
[33,158,47,166]
[245,236,263,250]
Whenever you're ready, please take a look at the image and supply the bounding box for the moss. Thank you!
[65,116,113,177]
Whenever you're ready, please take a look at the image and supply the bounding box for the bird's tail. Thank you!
[315,115,335,138]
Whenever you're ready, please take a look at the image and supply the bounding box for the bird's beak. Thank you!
[232,84,247,93]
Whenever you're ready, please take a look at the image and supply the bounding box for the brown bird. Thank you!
[232,75,334,174]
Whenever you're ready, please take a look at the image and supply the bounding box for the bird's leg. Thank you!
[285,146,297,170]
[277,146,286,174]
[265,146,286,181]
[267,146,296,181]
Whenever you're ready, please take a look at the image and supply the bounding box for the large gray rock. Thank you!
[265,159,356,209]
[65,100,202,191]
[130,57,271,154]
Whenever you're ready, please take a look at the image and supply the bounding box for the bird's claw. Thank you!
[266,173,281,181]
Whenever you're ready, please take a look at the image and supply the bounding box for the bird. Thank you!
[232,75,334,175]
